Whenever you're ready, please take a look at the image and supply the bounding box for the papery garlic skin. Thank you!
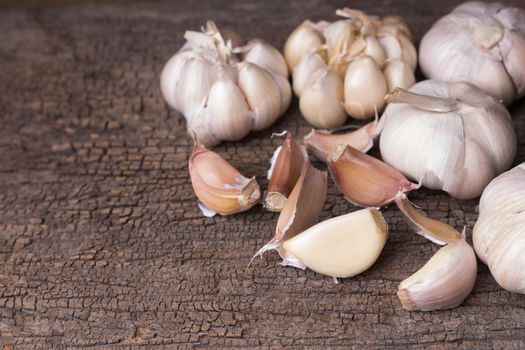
[398,239,477,311]
[286,8,417,127]
[282,208,388,278]
[473,163,525,294]
[380,80,517,200]
[419,1,525,105]
[160,21,291,146]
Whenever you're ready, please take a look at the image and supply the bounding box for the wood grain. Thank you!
[0,0,524,348]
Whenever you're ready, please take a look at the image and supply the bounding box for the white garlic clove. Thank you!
[499,31,525,99]
[220,28,246,49]
[270,72,292,115]
[188,135,260,216]
[299,67,347,128]
[398,238,477,311]
[237,62,282,131]
[343,55,387,120]
[282,208,388,278]
[378,34,417,72]
[284,20,324,70]
[364,36,386,67]
[176,57,218,115]
[186,106,220,147]
[206,76,254,141]
[237,39,289,78]
[292,50,327,96]
[160,48,194,111]
[383,59,416,91]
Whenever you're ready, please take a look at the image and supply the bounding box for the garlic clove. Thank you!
[253,162,327,261]
[292,50,327,96]
[265,132,309,212]
[299,67,347,128]
[284,20,325,70]
[176,57,218,115]
[343,56,387,120]
[398,238,477,311]
[188,135,260,216]
[378,34,417,72]
[282,208,388,278]
[327,144,419,207]
[185,105,220,147]
[303,120,378,162]
[364,36,386,67]
[323,20,356,58]
[160,48,194,111]
[269,72,292,115]
[237,62,282,131]
[206,76,254,141]
[394,192,461,245]
[383,59,416,91]
[236,39,289,78]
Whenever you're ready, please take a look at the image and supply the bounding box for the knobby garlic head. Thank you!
[160,21,291,146]
[420,2,525,105]
[473,163,525,294]
[380,80,517,200]
[284,8,417,128]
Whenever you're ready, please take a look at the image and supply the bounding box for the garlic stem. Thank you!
[385,87,461,112]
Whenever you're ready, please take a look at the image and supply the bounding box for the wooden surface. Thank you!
[1,0,525,348]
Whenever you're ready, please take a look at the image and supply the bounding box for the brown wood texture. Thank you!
[1,0,525,348]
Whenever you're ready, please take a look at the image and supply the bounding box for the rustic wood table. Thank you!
[1,0,524,348]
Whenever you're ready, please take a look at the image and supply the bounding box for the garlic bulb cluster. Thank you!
[420,2,525,105]
[473,163,525,294]
[284,8,417,128]
[161,21,291,146]
[380,80,517,200]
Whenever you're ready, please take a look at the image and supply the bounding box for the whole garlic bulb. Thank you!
[473,163,525,294]
[379,80,517,200]
[160,21,291,146]
[420,2,525,105]
[284,8,417,128]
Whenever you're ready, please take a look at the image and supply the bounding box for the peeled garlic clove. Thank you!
[237,62,282,131]
[284,20,324,70]
[327,144,419,207]
[253,162,327,262]
[343,56,387,120]
[237,39,289,77]
[395,192,461,245]
[364,36,386,67]
[292,50,327,96]
[206,76,254,141]
[303,120,378,162]
[266,132,308,212]
[188,136,260,216]
[160,48,194,110]
[398,239,477,311]
[176,57,218,114]
[282,208,388,278]
[299,67,347,128]
[383,59,416,91]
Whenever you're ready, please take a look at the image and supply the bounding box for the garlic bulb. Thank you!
[473,163,525,294]
[285,8,417,128]
[419,2,525,105]
[380,80,517,200]
[282,208,388,278]
[160,21,291,146]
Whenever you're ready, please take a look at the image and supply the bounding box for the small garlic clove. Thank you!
[394,192,461,245]
[378,34,417,72]
[188,135,260,216]
[303,120,378,162]
[299,67,347,128]
[282,208,388,278]
[237,62,282,131]
[292,50,327,96]
[383,59,416,91]
[265,132,308,212]
[206,76,254,141]
[252,162,327,262]
[398,238,477,311]
[284,20,325,70]
[364,36,386,67]
[160,48,194,111]
[185,105,220,147]
[237,39,289,78]
[269,72,292,115]
[343,56,387,120]
[176,57,218,115]
[327,144,419,207]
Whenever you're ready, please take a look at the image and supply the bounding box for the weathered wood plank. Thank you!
[0,0,524,348]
